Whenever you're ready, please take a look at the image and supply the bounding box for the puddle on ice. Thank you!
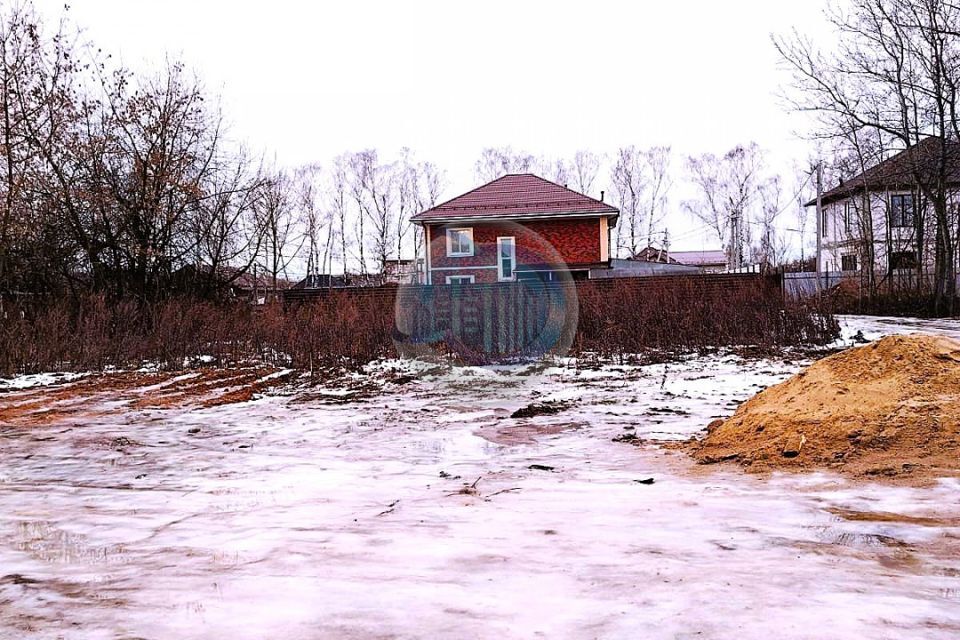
[0,315,958,638]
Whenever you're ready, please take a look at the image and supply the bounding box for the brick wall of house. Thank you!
[433,268,498,284]
[427,218,604,282]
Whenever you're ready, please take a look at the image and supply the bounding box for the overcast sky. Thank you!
[34,0,830,254]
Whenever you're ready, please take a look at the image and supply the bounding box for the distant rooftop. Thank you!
[669,250,727,266]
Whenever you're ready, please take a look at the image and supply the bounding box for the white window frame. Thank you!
[497,236,516,282]
[445,227,474,257]
[445,275,475,284]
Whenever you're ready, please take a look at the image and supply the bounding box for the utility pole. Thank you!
[815,161,823,293]
[663,228,670,263]
[728,211,736,271]
[728,209,743,271]
[305,233,316,287]
[797,195,805,266]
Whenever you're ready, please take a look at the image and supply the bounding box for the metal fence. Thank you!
[782,270,958,301]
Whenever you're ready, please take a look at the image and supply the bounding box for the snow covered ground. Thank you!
[0,371,88,392]
[1,316,959,639]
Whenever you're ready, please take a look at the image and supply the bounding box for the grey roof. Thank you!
[668,250,727,266]
[806,136,960,207]
[590,259,703,279]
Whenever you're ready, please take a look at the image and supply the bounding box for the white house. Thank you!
[809,136,960,289]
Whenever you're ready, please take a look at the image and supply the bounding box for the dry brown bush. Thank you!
[0,276,837,377]
[0,295,396,377]
[573,276,837,359]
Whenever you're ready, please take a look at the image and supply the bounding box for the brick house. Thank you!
[411,174,619,284]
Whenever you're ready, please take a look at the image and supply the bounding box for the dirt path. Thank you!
[0,367,294,428]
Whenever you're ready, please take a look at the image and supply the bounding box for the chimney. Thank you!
[600,190,605,202]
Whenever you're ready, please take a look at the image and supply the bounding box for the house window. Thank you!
[821,206,828,237]
[497,237,516,281]
[446,228,474,257]
[841,254,858,272]
[518,270,559,283]
[890,250,917,270]
[889,194,915,228]
[843,201,852,233]
[445,275,475,285]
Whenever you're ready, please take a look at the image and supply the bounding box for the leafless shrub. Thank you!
[0,295,396,377]
[572,276,837,360]
[0,275,837,377]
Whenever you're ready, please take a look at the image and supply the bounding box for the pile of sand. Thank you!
[693,334,960,479]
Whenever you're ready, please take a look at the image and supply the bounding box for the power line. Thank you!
[669,221,722,241]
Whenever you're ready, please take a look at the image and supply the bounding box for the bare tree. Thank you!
[609,147,646,257]
[187,149,264,296]
[821,129,887,296]
[571,150,601,197]
[346,151,373,277]
[474,146,536,182]
[294,163,333,284]
[685,144,767,270]
[537,157,570,186]
[608,146,673,257]
[10,40,267,300]
[410,159,444,282]
[347,150,399,281]
[396,149,445,282]
[0,3,42,290]
[640,146,672,249]
[0,2,89,295]
[327,154,351,279]
[755,175,786,268]
[775,0,960,310]
[792,160,815,267]
[254,169,303,295]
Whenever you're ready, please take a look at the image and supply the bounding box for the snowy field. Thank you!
[1,316,960,639]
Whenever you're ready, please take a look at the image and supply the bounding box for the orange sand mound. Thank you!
[693,335,960,479]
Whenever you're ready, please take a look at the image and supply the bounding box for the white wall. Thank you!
[816,189,954,276]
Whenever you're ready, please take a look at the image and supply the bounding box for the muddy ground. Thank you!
[0,316,959,639]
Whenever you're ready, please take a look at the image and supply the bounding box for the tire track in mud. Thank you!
[0,368,294,428]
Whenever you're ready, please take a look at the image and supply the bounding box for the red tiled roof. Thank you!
[411,174,619,222]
